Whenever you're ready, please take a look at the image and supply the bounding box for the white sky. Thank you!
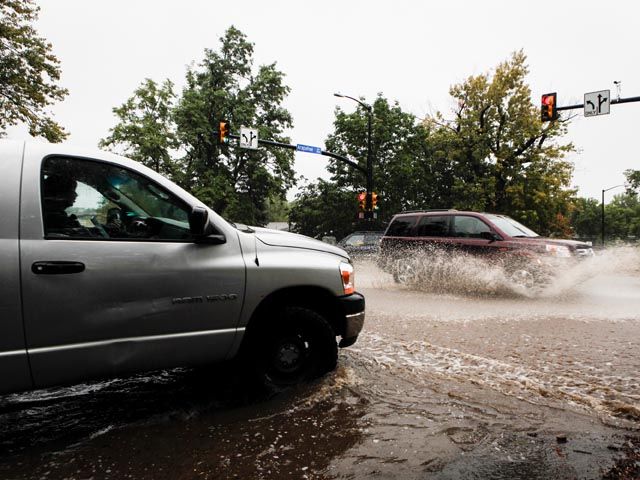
[9,0,640,202]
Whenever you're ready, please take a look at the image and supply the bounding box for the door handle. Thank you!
[32,261,85,275]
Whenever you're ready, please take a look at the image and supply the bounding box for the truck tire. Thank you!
[258,306,338,387]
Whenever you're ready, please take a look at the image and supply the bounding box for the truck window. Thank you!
[41,156,192,241]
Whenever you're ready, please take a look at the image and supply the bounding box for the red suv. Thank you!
[378,210,594,286]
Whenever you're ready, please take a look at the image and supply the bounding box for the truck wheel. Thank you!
[260,306,338,387]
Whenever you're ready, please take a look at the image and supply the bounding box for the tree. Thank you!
[604,193,640,240]
[570,197,600,240]
[100,27,294,226]
[0,0,68,141]
[99,79,179,177]
[324,95,433,222]
[99,79,179,178]
[624,169,640,194]
[426,51,576,235]
[289,180,359,240]
[265,194,290,223]
[173,26,294,225]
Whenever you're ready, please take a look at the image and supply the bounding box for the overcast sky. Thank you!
[10,0,639,201]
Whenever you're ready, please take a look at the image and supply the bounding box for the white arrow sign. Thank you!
[584,90,610,117]
[239,127,259,149]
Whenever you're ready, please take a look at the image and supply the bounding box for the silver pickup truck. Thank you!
[0,140,365,394]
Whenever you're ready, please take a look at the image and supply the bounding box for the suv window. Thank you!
[415,215,449,237]
[41,156,192,241]
[452,215,491,238]
[386,216,418,237]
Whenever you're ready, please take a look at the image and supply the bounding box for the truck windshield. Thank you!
[486,214,539,238]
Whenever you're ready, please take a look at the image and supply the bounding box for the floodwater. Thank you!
[1,247,639,479]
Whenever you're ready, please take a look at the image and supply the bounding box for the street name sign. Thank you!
[296,144,322,154]
[584,90,610,117]
[239,127,259,149]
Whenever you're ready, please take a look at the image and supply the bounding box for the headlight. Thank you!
[340,262,355,295]
[545,244,571,258]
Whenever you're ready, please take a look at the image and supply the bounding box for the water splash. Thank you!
[367,245,640,298]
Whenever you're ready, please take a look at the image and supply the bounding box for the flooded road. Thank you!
[1,248,639,479]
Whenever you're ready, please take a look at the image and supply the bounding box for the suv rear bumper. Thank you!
[338,292,365,348]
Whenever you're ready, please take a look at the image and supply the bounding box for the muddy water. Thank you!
[333,248,640,479]
[0,248,639,479]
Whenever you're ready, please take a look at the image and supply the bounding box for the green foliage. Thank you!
[265,194,290,222]
[300,52,576,238]
[173,26,294,226]
[289,180,359,240]
[325,96,436,217]
[99,79,179,178]
[101,27,294,225]
[426,51,576,235]
[604,193,640,240]
[570,197,600,239]
[0,0,68,142]
[570,194,640,243]
[624,169,640,195]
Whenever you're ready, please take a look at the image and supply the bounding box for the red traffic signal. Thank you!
[357,192,366,212]
[541,93,558,122]
[218,121,230,144]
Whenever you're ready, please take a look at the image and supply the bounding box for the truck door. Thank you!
[19,151,245,388]
[0,141,33,394]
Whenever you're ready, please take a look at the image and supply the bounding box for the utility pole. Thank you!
[601,184,625,246]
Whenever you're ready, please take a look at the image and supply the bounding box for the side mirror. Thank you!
[480,230,502,242]
[189,206,226,244]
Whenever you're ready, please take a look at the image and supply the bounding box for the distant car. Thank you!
[338,231,384,257]
[378,210,594,286]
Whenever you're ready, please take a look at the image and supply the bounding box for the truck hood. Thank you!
[250,227,349,258]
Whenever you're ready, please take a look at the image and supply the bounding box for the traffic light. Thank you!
[357,192,366,212]
[541,93,558,122]
[218,120,230,144]
[371,192,379,211]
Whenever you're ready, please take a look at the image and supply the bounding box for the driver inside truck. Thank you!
[42,173,82,234]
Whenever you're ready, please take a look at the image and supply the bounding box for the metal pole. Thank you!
[334,93,374,220]
[366,106,373,215]
[601,189,605,247]
[556,95,640,112]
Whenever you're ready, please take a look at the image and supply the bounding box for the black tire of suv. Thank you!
[393,261,415,284]
[257,306,338,388]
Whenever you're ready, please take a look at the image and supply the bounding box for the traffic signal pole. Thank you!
[220,121,377,223]
[555,95,640,112]
[366,108,374,218]
[224,133,367,175]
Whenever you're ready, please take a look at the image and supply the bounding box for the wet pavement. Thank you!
[1,248,639,479]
